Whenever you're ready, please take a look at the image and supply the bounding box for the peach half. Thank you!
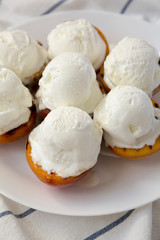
[108,100,160,159]
[25,140,92,187]
[0,106,36,144]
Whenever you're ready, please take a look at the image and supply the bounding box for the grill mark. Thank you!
[6,128,17,136]
[154,103,159,108]
[26,140,29,150]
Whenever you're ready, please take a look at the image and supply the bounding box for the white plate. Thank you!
[1,10,160,216]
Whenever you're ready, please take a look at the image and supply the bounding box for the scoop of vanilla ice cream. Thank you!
[94,85,160,148]
[0,30,49,85]
[29,106,102,178]
[47,19,106,71]
[103,37,160,95]
[0,66,32,134]
[36,52,103,114]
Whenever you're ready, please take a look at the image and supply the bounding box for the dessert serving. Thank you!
[36,52,103,117]
[26,106,102,186]
[0,16,159,189]
[2,12,160,215]
[94,85,160,159]
[0,65,36,144]
[99,37,160,95]
[47,19,109,71]
[0,30,49,85]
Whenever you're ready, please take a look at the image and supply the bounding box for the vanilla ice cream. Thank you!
[94,85,160,149]
[0,65,32,134]
[103,37,160,95]
[29,106,102,178]
[36,52,103,114]
[0,30,49,85]
[47,19,106,71]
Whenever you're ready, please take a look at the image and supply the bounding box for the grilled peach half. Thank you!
[109,136,160,160]
[99,65,160,96]
[25,139,91,187]
[109,100,160,159]
[0,106,36,144]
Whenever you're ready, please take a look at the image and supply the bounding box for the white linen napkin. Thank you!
[0,1,160,240]
[0,0,160,29]
[0,195,153,240]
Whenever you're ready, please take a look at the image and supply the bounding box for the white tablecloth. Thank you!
[0,1,160,239]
